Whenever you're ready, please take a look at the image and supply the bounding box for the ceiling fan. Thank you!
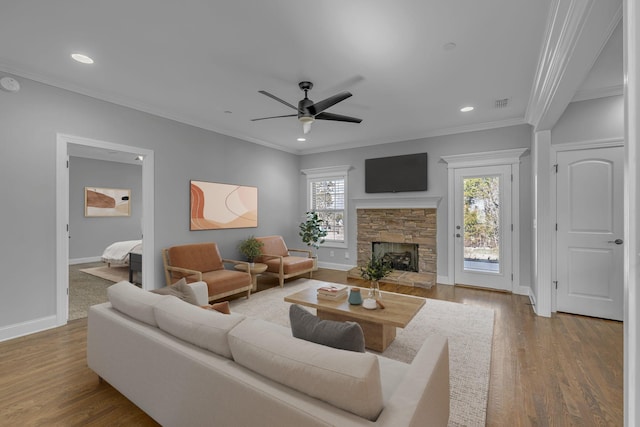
[251,81,362,134]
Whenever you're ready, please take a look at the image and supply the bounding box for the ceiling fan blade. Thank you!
[250,114,297,122]
[258,90,299,111]
[307,92,352,115]
[315,112,362,123]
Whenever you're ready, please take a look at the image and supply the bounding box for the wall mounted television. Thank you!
[365,153,428,193]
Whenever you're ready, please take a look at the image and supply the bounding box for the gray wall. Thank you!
[69,157,142,260]
[552,95,624,144]
[0,75,300,330]
[300,124,533,287]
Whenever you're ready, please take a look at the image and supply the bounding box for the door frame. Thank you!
[550,137,624,313]
[55,134,155,325]
[442,148,528,293]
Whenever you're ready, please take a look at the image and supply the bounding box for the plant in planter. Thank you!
[238,235,264,265]
[299,211,328,270]
[360,253,392,299]
[299,211,328,250]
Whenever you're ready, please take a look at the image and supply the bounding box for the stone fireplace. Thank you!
[348,199,439,288]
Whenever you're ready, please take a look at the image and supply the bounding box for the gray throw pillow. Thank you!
[289,304,365,353]
[150,278,198,305]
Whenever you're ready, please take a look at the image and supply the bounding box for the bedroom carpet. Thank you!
[229,278,495,427]
[79,265,130,283]
[68,263,122,321]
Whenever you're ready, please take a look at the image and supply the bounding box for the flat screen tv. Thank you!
[365,153,428,193]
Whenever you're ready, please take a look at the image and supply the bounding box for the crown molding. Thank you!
[441,148,529,169]
[571,84,624,102]
[525,0,622,130]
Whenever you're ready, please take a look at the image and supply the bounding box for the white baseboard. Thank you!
[317,262,354,271]
[514,285,531,296]
[69,256,101,265]
[0,315,61,343]
[437,275,452,285]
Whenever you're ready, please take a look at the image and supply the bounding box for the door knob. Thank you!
[456,233,461,238]
[607,239,623,245]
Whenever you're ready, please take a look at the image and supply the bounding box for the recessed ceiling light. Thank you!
[297,137,306,142]
[71,53,94,64]
[443,42,457,51]
[460,106,474,112]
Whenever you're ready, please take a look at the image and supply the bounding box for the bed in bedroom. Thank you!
[101,240,142,267]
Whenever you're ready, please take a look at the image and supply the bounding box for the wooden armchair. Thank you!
[162,242,252,302]
[255,235,315,287]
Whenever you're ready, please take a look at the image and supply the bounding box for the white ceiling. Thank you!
[0,1,622,155]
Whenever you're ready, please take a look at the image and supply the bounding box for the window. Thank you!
[302,166,350,247]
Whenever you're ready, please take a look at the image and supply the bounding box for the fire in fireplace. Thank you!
[372,242,419,272]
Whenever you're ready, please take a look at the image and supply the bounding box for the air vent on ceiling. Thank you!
[494,98,509,109]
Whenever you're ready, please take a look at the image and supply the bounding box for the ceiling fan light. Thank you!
[303,121,312,134]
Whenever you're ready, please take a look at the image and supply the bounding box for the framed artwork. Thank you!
[190,180,258,230]
[85,187,131,217]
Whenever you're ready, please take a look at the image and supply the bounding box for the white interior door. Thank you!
[454,165,512,291]
[556,146,623,321]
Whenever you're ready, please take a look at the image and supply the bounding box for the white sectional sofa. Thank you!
[87,281,450,427]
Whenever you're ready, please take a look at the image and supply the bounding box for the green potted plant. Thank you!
[299,211,328,270]
[360,253,392,299]
[238,235,264,266]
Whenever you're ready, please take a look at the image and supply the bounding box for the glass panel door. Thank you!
[463,175,501,273]
[454,165,512,290]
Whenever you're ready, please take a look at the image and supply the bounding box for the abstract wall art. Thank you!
[85,187,131,217]
[190,180,258,230]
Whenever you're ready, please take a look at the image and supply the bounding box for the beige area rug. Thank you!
[79,265,130,283]
[230,278,495,427]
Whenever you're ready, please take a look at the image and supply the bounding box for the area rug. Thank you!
[79,265,129,283]
[230,278,494,427]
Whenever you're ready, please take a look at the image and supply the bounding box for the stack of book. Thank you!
[316,284,348,301]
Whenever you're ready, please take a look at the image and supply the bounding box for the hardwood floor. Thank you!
[0,270,622,426]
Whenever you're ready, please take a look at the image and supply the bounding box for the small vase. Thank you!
[369,280,381,300]
[348,288,363,305]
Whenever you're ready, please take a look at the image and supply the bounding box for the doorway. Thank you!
[55,134,155,325]
[554,143,624,321]
[454,165,513,290]
[442,148,527,291]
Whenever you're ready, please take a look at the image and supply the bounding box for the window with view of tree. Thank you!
[310,178,345,243]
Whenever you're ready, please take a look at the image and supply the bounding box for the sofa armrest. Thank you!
[377,335,449,427]
[165,265,203,281]
[186,281,209,306]
[287,248,313,257]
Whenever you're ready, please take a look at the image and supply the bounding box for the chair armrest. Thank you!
[288,248,313,257]
[186,281,209,305]
[165,265,203,281]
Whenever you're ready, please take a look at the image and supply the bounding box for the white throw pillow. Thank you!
[228,317,384,421]
[107,281,166,326]
[153,296,245,359]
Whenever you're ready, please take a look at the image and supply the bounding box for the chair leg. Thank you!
[279,276,284,287]
[247,288,251,299]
